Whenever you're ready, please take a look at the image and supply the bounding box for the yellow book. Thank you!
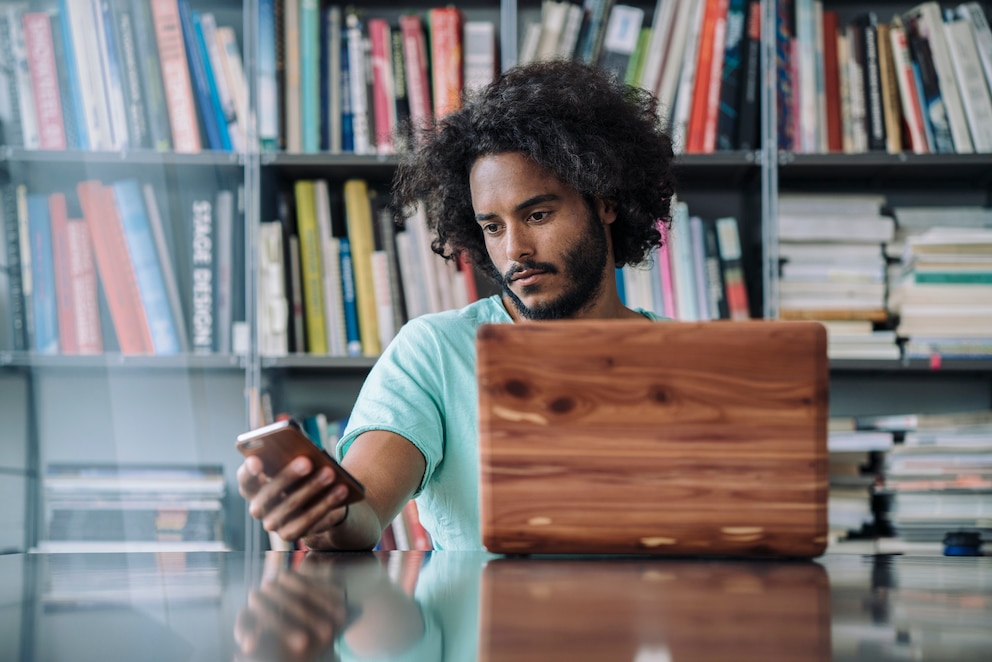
[293,180,327,354]
[343,179,380,356]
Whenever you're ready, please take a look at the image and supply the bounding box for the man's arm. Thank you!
[238,430,426,551]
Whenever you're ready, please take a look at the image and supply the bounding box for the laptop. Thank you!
[476,320,829,557]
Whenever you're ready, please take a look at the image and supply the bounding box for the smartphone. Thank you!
[236,419,365,505]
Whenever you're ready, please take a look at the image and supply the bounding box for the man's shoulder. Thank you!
[406,295,510,335]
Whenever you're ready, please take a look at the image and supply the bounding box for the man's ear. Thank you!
[595,197,618,225]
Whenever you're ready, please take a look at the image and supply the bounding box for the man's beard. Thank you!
[492,210,610,321]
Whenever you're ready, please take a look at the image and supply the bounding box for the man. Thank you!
[238,60,677,551]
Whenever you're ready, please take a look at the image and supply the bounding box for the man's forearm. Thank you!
[302,500,384,551]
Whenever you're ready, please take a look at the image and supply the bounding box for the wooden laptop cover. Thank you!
[477,320,829,557]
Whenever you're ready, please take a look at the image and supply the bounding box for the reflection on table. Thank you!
[1,550,990,660]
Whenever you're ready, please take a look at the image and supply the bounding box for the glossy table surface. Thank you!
[1,550,990,661]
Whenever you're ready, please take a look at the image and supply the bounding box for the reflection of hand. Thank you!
[234,553,358,661]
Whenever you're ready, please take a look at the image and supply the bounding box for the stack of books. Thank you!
[828,417,893,539]
[39,463,228,552]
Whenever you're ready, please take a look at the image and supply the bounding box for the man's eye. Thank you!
[529,211,549,222]
[482,223,500,234]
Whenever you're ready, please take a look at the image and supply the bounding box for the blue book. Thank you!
[257,0,279,150]
[300,0,320,152]
[97,0,130,148]
[27,194,59,354]
[112,179,181,355]
[191,11,232,151]
[57,0,88,149]
[338,237,362,356]
[177,0,223,150]
[340,22,354,153]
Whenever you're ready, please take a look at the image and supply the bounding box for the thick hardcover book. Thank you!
[78,180,154,355]
[22,11,67,150]
[27,194,59,354]
[150,0,201,152]
[293,180,328,355]
[113,179,181,355]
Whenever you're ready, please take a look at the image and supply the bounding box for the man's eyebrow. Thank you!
[475,193,560,222]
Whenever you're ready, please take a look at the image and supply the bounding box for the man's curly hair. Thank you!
[391,59,676,282]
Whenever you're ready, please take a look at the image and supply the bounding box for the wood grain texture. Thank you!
[477,320,829,557]
[478,558,831,662]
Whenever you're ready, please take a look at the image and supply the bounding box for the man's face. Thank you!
[469,152,615,320]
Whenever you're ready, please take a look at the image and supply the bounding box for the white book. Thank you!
[142,183,189,352]
[779,242,884,265]
[779,214,895,243]
[669,202,697,320]
[536,0,570,62]
[257,222,289,356]
[463,21,496,93]
[656,0,694,125]
[214,189,234,353]
[943,18,992,152]
[313,180,346,356]
[844,25,868,153]
[405,207,443,313]
[216,27,250,151]
[394,230,428,320]
[639,0,678,95]
[518,21,543,65]
[557,3,585,60]
[778,193,884,216]
[904,2,973,153]
[346,11,371,154]
[370,250,396,349]
[794,0,818,153]
[92,0,130,149]
[669,0,706,150]
[958,3,992,101]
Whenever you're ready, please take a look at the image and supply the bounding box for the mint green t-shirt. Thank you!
[336,294,662,551]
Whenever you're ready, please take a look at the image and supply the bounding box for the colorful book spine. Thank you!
[179,2,226,150]
[22,11,67,150]
[429,7,463,120]
[48,9,81,149]
[294,180,328,354]
[150,0,201,152]
[368,18,397,155]
[27,194,59,354]
[400,14,432,136]
[113,179,181,355]
[338,237,363,356]
[715,216,749,320]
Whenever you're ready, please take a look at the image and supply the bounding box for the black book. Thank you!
[736,0,761,150]
[716,0,747,151]
[854,13,887,151]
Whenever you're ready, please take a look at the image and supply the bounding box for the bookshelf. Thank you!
[1,0,990,552]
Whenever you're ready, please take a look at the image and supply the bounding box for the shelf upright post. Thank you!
[760,0,779,320]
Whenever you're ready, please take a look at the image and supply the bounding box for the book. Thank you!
[50,194,102,355]
[257,221,289,357]
[150,0,201,152]
[715,0,746,151]
[344,9,371,154]
[113,179,182,355]
[299,0,320,152]
[313,180,347,356]
[463,20,497,94]
[142,183,188,352]
[108,0,152,150]
[180,2,228,151]
[1,184,28,351]
[0,10,26,149]
[429,7,463,121]
[77,180,154,355]
[343,179,380,356]
[27,193,58,354]
[943,15,992,152]
[257,0,279,150]
[715,216,749,320]
[93,0,131,149]
[187,187,214,353]
[338,237,362,355]
[875,22,902,154]
[22,11,67,150]
[597,5,644,80]
[368,18,397,155]
[853,13,887,152]
[128,0,171,150]
[400,14,432,137]
[282,0,301,152]
[686,0,729,153]
[212,189,234,353]
[3,5,39,150]
[196,12,241,151]
[888,16,929,154]
[293,180,327,355]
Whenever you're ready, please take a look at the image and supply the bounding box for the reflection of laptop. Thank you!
[478,558,831,661]
[476,320,829,557]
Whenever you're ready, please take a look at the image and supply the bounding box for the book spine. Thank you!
[299,0,320,152]
[390,27,410,151]
[257,221,289,356]
[324,6,343,153]
[400,14,433,136]
[715,0,746,151]
[15,186,35,347]
[687,0,728,153]
[2,184,28,350]
[142,183,188,351]
[429,7,462,120]
[283,0,301,152]
[6,6,40,149]
[112,179,181,355]
[77,180,154,354]
[907,31,953,153]
[27,194,59,354]
[189,191,214,353]
[179,3,226,151]
[198,12,241,151]
[343,179,380,356]
[338,237,363,356]
[0,11,26,149]
[62,0,110,150]
[213,189,233,353]
[775,0,794,151]
[876,22,902,154]
[822,10,842,152]
[345,10,371,154]
[65,212,103,354]
[129,0,171,150]
[150,0,201,152]
[943,17,992,152]
[856,13,887,152]
[48,193,78,354]
[217,27,248,151]
[294,180,328,354]
[93,0,131,149]
[715,216,750,320]
[108,0,150,149]
[258,0,280,150]
[368,18,397,155]
[22,11,68,150]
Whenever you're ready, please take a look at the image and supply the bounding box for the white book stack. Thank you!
[777,194,893,323]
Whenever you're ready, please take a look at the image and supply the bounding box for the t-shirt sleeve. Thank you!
[335,318,447,495]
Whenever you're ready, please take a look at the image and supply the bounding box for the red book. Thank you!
[686,0,729,153]
[429,7,463,120]
[368,18,397,154]
[822,11,842,153]
[48,194,77,353]
[150,0,201,153]
[50,194,103,355]
[77,181,154,354]
[22,11,67,150]
[400,14,433,136]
